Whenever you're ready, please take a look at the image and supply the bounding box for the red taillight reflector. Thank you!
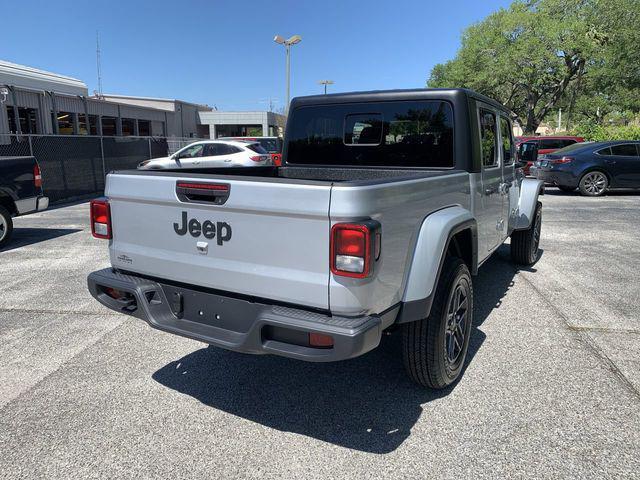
[250,155,266,162]
[176,182,229,191]
[105,287,124,299]
[33,164,42,188]
[271,153,282,166]
[309,332,334,348]
[90,198,112,239]
[330,223,378,278]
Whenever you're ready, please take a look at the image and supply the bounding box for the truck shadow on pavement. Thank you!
[0,227,81,252]
[153,248,523,454]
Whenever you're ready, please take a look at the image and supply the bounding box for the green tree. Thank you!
[427,0,639,134]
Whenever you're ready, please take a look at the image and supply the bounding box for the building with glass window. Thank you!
[0,60,209,138]
[198,110,286,139]
[1,59,286,141]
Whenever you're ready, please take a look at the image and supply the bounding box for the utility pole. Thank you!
[96,31,103,98]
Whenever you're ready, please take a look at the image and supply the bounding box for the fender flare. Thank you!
[397,206,477,324]
[515,178,544,230]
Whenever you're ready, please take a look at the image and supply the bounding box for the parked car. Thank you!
[534,140,640,196]
[88,88,543,389]
[0,156,49,248]
[218,136,283,166]
[515,136,584,175]
[137,140,272,170]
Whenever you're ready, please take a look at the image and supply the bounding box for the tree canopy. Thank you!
[427,0,640,134]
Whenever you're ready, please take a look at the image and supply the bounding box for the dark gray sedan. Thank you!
[536,141,640,196]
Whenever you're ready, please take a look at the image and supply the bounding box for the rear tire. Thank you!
[579,171,608,196]
[0,206,14,249]
[402,256,473,389]
[511,201,542,265]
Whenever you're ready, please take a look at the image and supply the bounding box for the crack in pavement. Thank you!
[517,269,640,400]
[0,315,128,411]
[568,326,640,335]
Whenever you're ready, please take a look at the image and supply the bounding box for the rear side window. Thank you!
[499,116,514,164]
[246,143,268,154]
[286,100,454,168]
[562,139,577,147]
[540,138,567,149]
[479,109,498,167]
[257,138,280,152]
[203,144,222,156]
[610,143,639,156]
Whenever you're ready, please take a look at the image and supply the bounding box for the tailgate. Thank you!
[106,173,331,310]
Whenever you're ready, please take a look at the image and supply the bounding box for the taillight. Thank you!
[90,198,112,239]
[33,164,42,188]
[330,222,380,278]
[551,156,574,164]
[271,153,282,166]
[250,155,267,163]
[309,332,334,348]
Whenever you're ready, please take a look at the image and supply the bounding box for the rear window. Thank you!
[286,100,454,167]
[246,143,268,154]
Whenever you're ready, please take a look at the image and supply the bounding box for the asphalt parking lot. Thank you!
[1,190,639,479]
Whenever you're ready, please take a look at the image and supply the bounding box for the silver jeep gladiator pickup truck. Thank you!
[88,88,543,389]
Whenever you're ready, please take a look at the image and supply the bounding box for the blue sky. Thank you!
[1,0,511,110]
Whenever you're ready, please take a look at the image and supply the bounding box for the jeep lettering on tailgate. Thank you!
[173,211,232,245]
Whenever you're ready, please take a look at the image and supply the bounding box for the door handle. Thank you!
[605,159,616,165]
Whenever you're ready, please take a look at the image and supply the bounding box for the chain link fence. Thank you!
[0,134,169,203]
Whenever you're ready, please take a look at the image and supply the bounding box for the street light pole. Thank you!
[274,34,302,114]
[285,43,291,112]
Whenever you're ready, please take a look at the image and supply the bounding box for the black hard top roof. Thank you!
[290,88,512,115]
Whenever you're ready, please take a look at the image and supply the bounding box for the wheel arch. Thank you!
[0,192,17,216]
[514,178,544,230]
[396,206,477,324]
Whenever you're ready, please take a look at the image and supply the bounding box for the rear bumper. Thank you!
[87,268,390,362]
[15,195,49,215]
[536,170,578,188]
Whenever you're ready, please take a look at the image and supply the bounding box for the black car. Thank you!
[534,141,640,196]
[0,156,49,248]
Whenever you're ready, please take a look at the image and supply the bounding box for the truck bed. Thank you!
[103,164,470,315]
[115,166,459,186]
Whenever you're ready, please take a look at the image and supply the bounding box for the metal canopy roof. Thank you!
[0,59,88,96]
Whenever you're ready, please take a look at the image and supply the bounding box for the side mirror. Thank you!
[517,143,538,167]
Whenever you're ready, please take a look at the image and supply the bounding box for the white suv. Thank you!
[138,140,272,170]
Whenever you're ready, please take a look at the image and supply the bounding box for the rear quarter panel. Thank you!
[329,172,471,316]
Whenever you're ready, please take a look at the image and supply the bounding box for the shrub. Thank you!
[571,124,640,141]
